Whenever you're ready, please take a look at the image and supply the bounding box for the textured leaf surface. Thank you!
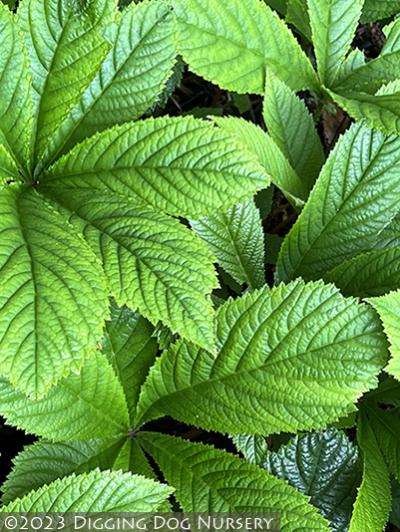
[43,117,269,218]
[20,0,113,164]
[0,352,129,441]
[46,0,176,165]
[211,116,304,206]
[1,439,125,504]
[266,429,361,532]
[139,432,329,530]
[369,290,400,382]
[43,190,217,350]
[172,0,318,94]
[103,300,158,419]
[136,280,387,435]
[286,0,311,40]
[362,0,400,21]
[277,124,400,282]
[0,145,19,181]
[308,0,363,86]
[0,4,32,166]
[0,186,109,398]
[191,198,265,290]
[232,434,268,466]
[349,409,391,532]
[325,247,400,297]
[0,470,172,512]
[263,74,324,189]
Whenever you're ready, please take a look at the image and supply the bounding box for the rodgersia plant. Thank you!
[1,0,400,530]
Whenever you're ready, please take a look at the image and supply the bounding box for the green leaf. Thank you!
[0,4,32,167]
[263,73,324,189]
[20,0,114,165]
[139,432,328,529]
[1,439,125,504]
[373,214,400,250]
[368,290,400,381]
[171,0,318,95]
[0,469,172,512]
[136,280,387,435]
[349,409,391,532]
[232,434,268,466]
[42,190,217,351]
[307,0,363,86]
[361,0,400,22]
[45,0,176,166]
[0,186,109,398]
[0,145,19,181]
[324,247,400,297]
[0,352,129,441]
[191,198,265,290]
[114,439,156,479]
[266,429,361,532]
[211,116,305,206]
[286,0,312,41]
[277,124,400,282]
[43,116,270,218]
[103,300,158,420]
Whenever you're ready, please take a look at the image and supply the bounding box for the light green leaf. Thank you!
[307,0,363,86]
[266,429,361,532]
[171,0,318,95]
[191,198,265,290]
[0,145,19,181]
[42,190,217,351]
[277,124,400,282]
[0,352,129,441]
[210,116,305,206]
[103,300,158,420]
[43,116,270,218]
[0,470,172,512]
[263,73,324,189]
[349,409,391,532]
[139,432,329,530]
[1,439,125,504]
[361,0,400,22]
[136,280,387,435]
[0,4,32,167]
[20,0,114,165]
[45,0,176,166]
[325,247,400,297]
[114,439,156,479]
[0,186,109,398]
[232,434,268,466]
[368,290,400,381]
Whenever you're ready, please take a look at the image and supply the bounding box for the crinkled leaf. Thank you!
[361,0,400,22]
[266,429,361,532]
[0,352,129,441]
[0,470,172,512]
[43,189,217,350]
[0,186,109,398]
[232,434,268,466]
[172,0,318,95]
[139,432,329,530]
[191,198,265,290]
[43,116,269,218]
[277,124,400,282]
[136,280,387,435]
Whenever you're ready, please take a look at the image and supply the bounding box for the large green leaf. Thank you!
[0,470,172,512]
[136,280,386,435]
[43,116,269,218]
[0,352,129,441]
[1,439,125,504]
[43,190,217,350]
[45,0,176,166]
[171,0,318,95]
[0,186,109,398]
[191,198,265,290]
[139,432,329,530]
[349,409,391,532]
[103,300,158,419]
[263,73,324,189]
[368,290,400,381]
[0,4,32,167]
[325,247,400,297]
[266,429,361,532]
[20,0,114,165]
[277,124,400,282]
